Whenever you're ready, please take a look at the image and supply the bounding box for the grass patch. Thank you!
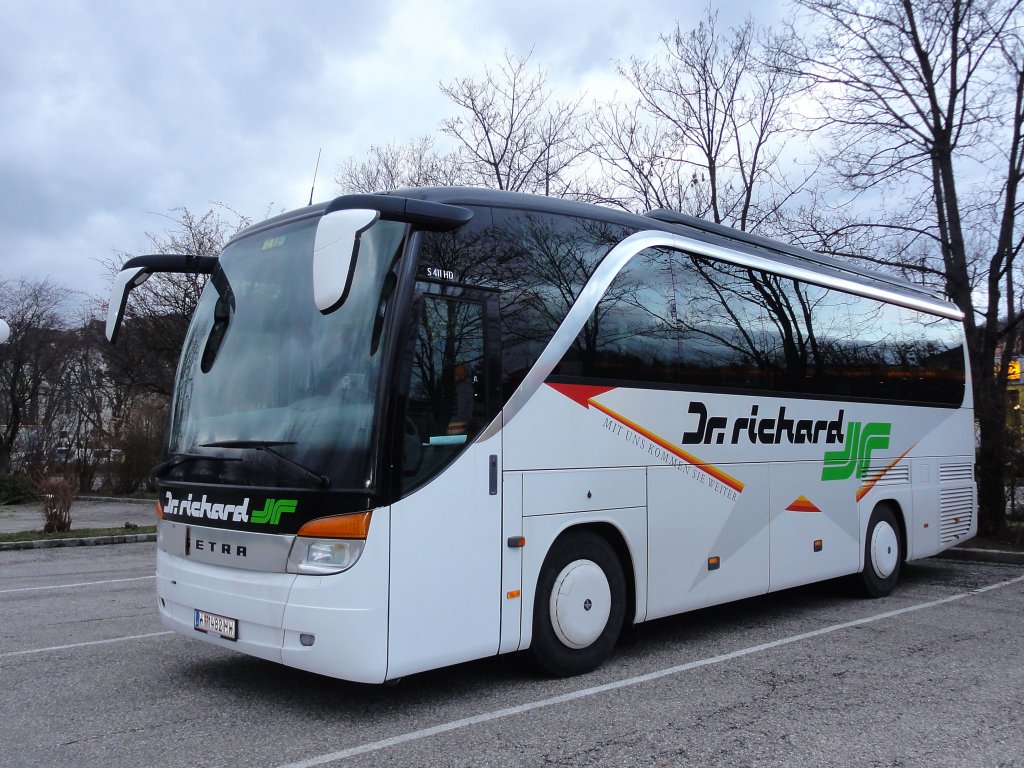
[0,525,157,543]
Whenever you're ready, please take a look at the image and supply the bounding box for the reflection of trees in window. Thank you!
[489,211,633,385]
[551,243,965,405]
[418,209,635,399]
[671,255,828,391]
[555,247,676,382]
[552,248,831,391]
[418,210,964,406]
[403,294,486,492]
[410,297,484,436]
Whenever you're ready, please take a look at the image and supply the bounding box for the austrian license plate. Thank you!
[194,609,237,641]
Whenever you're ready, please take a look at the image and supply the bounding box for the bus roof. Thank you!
[231,186,956,317]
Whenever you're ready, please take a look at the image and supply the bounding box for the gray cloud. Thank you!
[0,0,783,305]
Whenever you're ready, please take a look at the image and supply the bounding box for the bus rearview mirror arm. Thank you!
[105,253,217,344]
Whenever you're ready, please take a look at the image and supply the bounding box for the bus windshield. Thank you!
[166,215,407,490]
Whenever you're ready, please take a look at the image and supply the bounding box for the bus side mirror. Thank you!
[105,253,217,344]
[0,319,9,344]
[312,208,379,314]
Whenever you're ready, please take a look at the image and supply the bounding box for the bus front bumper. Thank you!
[155,513,391,684]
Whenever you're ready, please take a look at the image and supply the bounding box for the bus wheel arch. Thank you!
[529,527,628,677]
[577,522,637,626]
[873,498,908,564]
[857,501,905,598]
[891,500,908,563]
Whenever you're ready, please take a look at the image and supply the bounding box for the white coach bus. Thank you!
[107,188,976,682]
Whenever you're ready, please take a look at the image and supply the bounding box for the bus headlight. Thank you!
[286,511,372,575]
[288,538,365,574]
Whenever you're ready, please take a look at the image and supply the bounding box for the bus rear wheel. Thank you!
[530,531,626,677]
[856,505,903,598]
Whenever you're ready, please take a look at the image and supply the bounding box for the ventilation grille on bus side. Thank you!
[939,462,974,483]
[939,487,974,543]
[864,463,910,485]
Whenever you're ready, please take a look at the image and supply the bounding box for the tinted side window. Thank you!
[554,248,778,389]
[550,246,685,384]
[552,248,966,406]
[418,208,635,401]
[788,282,965,404]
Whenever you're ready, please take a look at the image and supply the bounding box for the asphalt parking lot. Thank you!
[1,543,1022,768]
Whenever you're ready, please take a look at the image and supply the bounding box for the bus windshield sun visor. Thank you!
[105,253,218,344]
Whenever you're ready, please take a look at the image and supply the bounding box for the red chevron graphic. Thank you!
[546,383,745,493]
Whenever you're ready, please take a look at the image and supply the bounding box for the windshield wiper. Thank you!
[152,453,241,479]
[200,440,331,489]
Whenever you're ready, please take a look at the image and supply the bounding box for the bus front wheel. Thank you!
[530,531,626,677]
[857,504,903,598]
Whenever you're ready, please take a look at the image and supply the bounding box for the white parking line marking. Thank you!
[0,631,174,659]
[0,575,155,594]
[277,573,1024,768]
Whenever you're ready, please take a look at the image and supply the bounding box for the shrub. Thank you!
[0,472,38,505]
[39,476,75,532]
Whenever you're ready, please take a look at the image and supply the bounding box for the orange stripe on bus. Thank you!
[855,445,915,502]
[587,399,746,494]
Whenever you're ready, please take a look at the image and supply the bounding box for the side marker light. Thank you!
[708,556,721,571]
[507,536,526,548]
[814,540,823,552]
[507,590,521,599]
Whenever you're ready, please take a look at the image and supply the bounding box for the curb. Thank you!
[73,496,155,505]
[0,533,157,552]
[933,547,1024,566]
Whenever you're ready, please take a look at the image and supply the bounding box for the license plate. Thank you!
[194,609,237,641]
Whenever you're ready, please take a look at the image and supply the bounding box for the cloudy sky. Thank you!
[1,0,784,309]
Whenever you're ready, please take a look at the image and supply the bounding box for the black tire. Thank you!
[856,504,903,598]
[530,531,626,677]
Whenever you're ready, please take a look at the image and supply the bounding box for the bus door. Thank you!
[387,282,503,678]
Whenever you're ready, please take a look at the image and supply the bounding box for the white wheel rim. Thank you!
[870,521,899,579]
[549,559,611,649]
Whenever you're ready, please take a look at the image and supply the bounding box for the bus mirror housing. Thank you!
[312,208,380,314]
[0,319,9,344]
[105,253,218,344]
[106,267,151,344]
[313,196,472,314]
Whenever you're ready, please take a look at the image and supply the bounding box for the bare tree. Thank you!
[611,10,806,230]
[779,0,1024,535]
[585,101,697,213]
[104,205,253,399]
[43,318,108,490]
[0,279,75,473]
[335,136,465,193]
[439,51,590,196]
